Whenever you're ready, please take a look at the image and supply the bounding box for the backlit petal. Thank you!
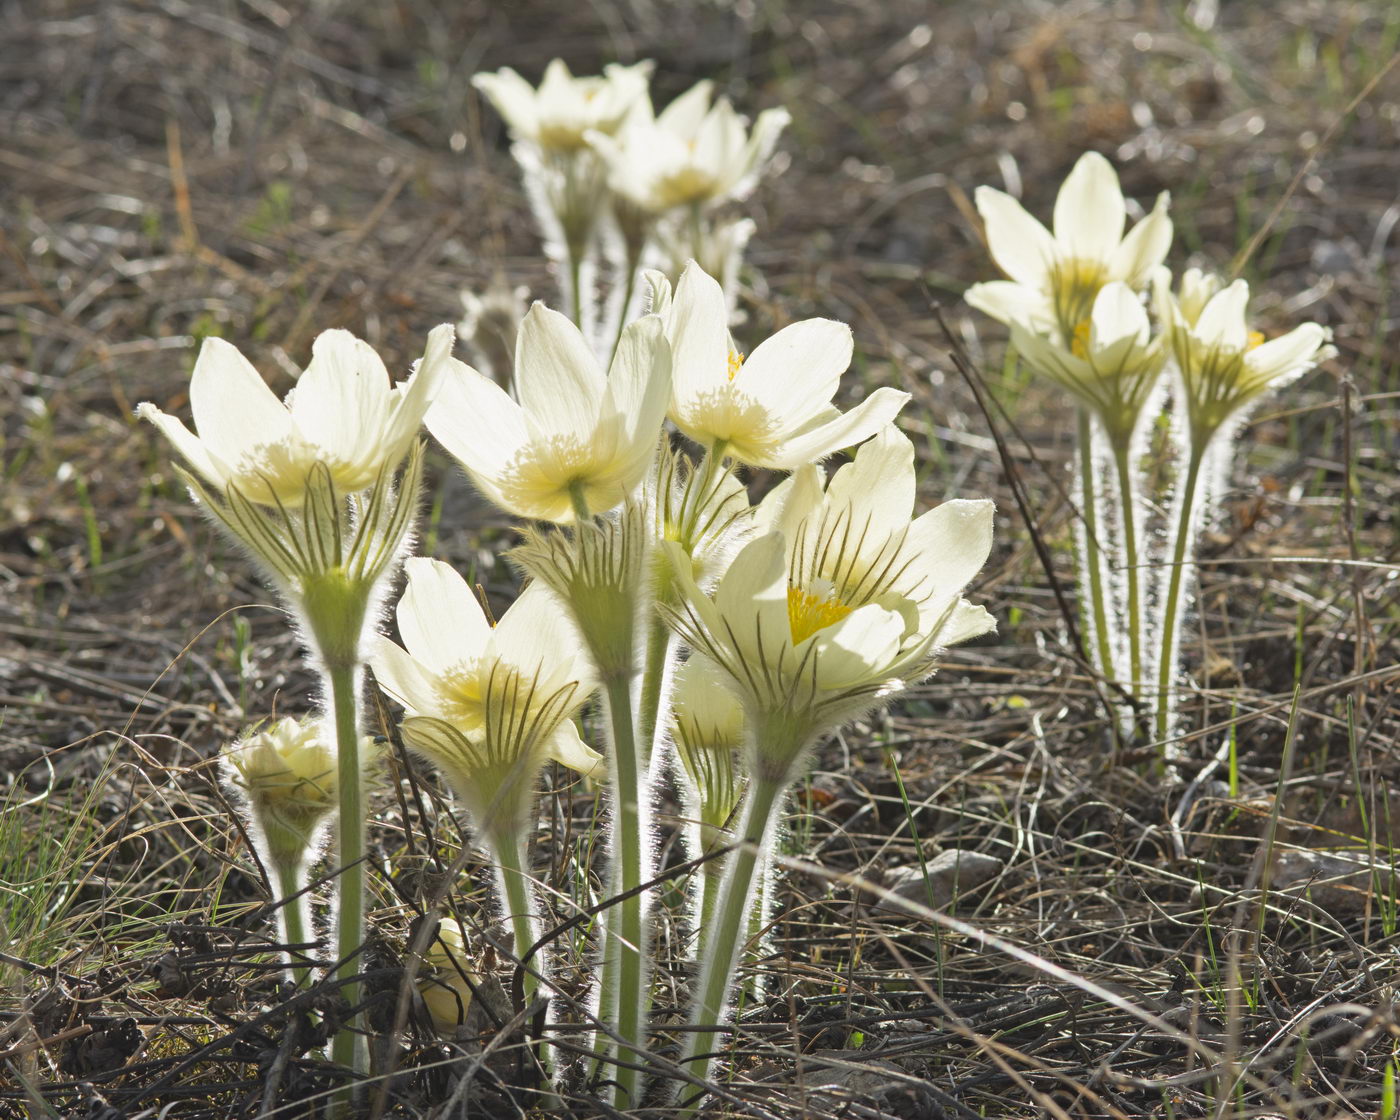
[189,337,294,466]
[515,303,606,440]
[397,557,493,674]
[1052,151,1125,262]
[975,186,1056,288]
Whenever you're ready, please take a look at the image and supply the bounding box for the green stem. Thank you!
[609,237,644,365]
[568,481,591,525]
[1155,446,1206,748]
[274,857,312,989]
[599,674,651,1109]
[566,243,585,329]
[637,614,676,779]
[491,828,556,1081]
[327,662,367,1085]
[677,775,786,1113]
[1111,439,1144,703]
[1077,410,1116,684]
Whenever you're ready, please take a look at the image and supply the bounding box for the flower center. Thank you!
[435,663,486,730]
[1247,330,1265,350]
[1050,258,1110,342]
[787,583,853,644]
[1070,319,1092,359]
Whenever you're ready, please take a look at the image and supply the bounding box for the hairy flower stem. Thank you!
[1077,410,1116,686]
[1155,445,1206,752]
[327,661,367,1087]
[1111,439,1144,707]
[600,673,651,1107]
[676,774,786,1114]
[273,858,313,989]
[609,234,646,365]
[491,829,557,1082]
[637,616,676,777]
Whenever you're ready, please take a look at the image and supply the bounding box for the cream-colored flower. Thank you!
[966,151,1172,343]
[1154,272,1335,443]
[427,304,671,523]
[1011,281,1167,446]
[588,81,790,214]
[223,715,369,861]
[417,918,479,1032]
[668,427,994,777]
[664,262,909,469]
[372,559,600,834]
[671,655,744,833]
[138,326,452,508]
[472,59,652,152]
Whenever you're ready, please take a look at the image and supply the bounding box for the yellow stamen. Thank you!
[1246,330,1265,350]
[1070,320,1092,359]
[727,348,745,381]
[787,585,852,644]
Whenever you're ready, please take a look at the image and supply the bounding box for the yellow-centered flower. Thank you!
[1153,271,1335,443]
[966,151,1172,344]
[138,326,452,508]
[587,80,790,213]
[426,304,671,523]
[371,559,601,835]
[663,262,909,469]
[472,59,652,152]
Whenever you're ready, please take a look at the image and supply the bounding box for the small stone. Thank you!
[869,851,1004,914]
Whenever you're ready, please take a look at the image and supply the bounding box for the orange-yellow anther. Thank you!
[1070,320,1092,359]
[787,585,852,644]
[727,348,745,381]
[1247,330,1266,351]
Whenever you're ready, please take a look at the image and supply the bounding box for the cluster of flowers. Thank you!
[966,152,1334,748]
[467,59,789,368]
[138,258,994,1108]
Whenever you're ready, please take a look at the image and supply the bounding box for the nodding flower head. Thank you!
[223,715,370,864]
[417,918,480,1033]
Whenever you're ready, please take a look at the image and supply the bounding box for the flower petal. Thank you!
[425,357,531,484]
[904,498,996,599]
[657,79,714,135]
[738,318,853,430]
[975,186,1057,288]
[1243,323,1331,394]
[1194,280,1251,351]
[1110,191,1173,287]
[489,581,592,694]
[1052,151,1125,262]
[965,281,1055,331]
[823,424,916,532]
[292,329,390,464]
[667,262,730,430]
[606,314,672,450]
[514,303,606,441]
[753,386,909,470]
[397,557,493,675]
[136,403,228,488]
[545,720,605,779]
[189,337,294,466]
[931,598,997,647]
[808,602,905,689]
[383,323,454,459]
[369,636,445,717]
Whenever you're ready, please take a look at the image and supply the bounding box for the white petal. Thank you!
[1244,323,1331,389]
[809,603,905,689]
[755,386,909,470]
[739,318,853,430]
[189,337,294,466]
[965,281,1055,331]
[370,636,445,717]
[136,403,228,488]
[657,80,713,135]
[823,424,915,531]
[1052,151,1124,262]
[490,582,591,692]
[904,499,996,599]
[975,186,1057,288]
[383,323,454,457]
[545,720,604,779]
[472,68,540,137]
[1088,282,1149,353]
[1110,191,1173,287]
[753,464,823,541]
[667,262,730,427]
[606,314,671,449]
[397,557,493,675]
[715,532,792,669]
[293,329,390,463]
[1194,280,1251,351]
[931,598,997,647]
[514,303,606,440]
[425,358,531,483]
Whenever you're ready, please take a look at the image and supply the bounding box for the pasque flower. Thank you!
[472,58,652,153]
[427,304,671,523]
[372,558,601,835]
[588,80,790,214]
[417,918,480,1033]
[966,151,1172,342]
[1154,271,1335,444]
[666,423,995,1104]
[1012,281,1167,448]
[137,327,449,508]
[664,262,909,469]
